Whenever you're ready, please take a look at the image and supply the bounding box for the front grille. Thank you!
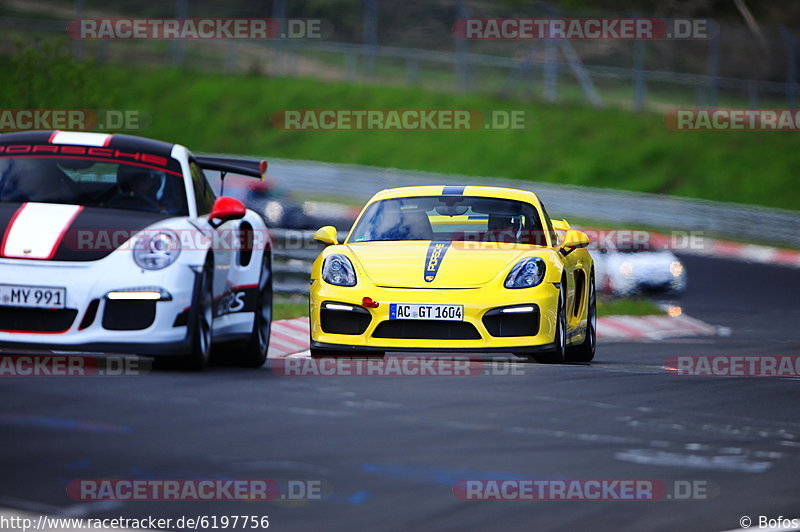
[482,306,539,337]
[0,306,78,333]
[372,319,481,340]
[102,300,156,331]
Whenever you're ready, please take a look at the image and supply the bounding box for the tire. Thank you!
[174,258,214,371]
[233,253,273,368]
[566,274,596,363]
[530,285,567,364]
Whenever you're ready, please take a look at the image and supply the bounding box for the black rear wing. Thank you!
[196,156,268,181]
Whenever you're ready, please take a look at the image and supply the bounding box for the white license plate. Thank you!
[389,303,463,321]
[0,284,67,309]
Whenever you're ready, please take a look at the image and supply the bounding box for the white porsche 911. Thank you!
[0,130,273,370]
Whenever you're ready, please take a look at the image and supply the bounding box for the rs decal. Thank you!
[424,241,451,282]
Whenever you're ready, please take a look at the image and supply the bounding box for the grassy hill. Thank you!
[2,47,798,211]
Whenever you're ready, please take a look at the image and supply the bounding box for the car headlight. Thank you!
[504,257,546,289]
[619,261,634,277]
[322,254,357,287]
[133,230,181,270]
[670,260,684,277]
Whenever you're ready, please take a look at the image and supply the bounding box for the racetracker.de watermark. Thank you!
[453,18,713,40]
[453,479,715,500]
[664,355,800,377]
[0,109,143,132]
[270,356,525,377]
[68,18,331,40]
[270,109,526,131]
[67,479,327,501]
[665,109,800,131]
[0,355,149,377]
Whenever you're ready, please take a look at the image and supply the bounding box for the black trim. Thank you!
[310,340,556,354]
[0,338,192,356]
[195,156,265,179]
[482,305,540,337]
[78,299,100,330]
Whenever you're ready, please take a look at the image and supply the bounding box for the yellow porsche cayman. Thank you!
[309,185,595,363]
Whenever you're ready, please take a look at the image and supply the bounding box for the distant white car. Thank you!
[592,238,686,297]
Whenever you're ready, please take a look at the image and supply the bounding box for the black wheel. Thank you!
[531,285,567,364]
[236,253,273,367]
[567,274,596,363]
[172,258,214,371]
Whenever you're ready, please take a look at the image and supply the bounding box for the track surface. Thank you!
[0,254,798,531]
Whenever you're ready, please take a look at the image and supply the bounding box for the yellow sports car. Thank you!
[309,185,595,363]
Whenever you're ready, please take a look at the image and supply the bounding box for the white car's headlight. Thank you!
[670,260,684,277]
[322,254,357,287]
[505,257,546,289]
[619,261,634,277]
[133,230,181,270]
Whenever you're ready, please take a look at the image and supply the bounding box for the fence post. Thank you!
[170,0,188,66]
[73,0,84,61]
[779,27,798,108]
[272,0,287,76]
[707,31,720,108]
[633,38,646,112]
[363,0,379,79]
[454,0,470,92]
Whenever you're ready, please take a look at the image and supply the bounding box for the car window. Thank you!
[349,196,549,246]
[189,160,216,215]
[0,155,188,215]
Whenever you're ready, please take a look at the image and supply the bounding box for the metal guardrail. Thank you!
[260,157,800,248]
[271,228,348,295]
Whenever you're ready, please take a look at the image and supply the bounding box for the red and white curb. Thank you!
[268,313,724,357]
[681,238,800,268]
[597,314,723,341]
[268,317,309,358]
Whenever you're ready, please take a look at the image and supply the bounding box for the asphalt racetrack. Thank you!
[0,254,798,531]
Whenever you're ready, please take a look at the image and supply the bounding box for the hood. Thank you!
[0,202,175,262]
[347,241,537,288]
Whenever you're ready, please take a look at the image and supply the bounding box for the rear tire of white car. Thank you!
[566,274,596,363]
[235,254,272,368]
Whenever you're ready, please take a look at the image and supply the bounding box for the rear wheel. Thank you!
[235,253,273,367]
[566,273,596,363]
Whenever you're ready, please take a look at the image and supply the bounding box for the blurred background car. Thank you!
[592,234,687,297]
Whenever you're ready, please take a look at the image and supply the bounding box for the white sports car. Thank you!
[0,130,273,370]
[592,236,687,297]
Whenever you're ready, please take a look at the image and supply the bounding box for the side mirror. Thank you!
[209,196,246,228]
[313,225,339,246]
[560,229,590,254]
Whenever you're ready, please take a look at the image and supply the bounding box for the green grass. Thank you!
[596,297,664,317]
[2,45,799,211]
[273,297,309,320]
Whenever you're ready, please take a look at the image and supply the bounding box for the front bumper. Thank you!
[0,258,198,356]
[310,279,561,352]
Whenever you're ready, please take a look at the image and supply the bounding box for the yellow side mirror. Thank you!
[560,229,590,253]
[313,226,339,246]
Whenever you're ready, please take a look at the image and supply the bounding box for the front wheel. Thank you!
[173,259,214,371]
[530,286,566,364]
[566,274,596,363]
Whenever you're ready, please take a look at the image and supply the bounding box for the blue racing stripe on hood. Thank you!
[424,241,451,282]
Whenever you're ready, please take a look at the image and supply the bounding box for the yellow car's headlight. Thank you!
[322,254,357,287]
[505,257,546,289]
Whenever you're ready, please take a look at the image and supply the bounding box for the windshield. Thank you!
[348,195,549,246]
[0,156,188,215]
